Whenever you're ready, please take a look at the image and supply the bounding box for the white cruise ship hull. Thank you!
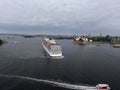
[42,42,63,57]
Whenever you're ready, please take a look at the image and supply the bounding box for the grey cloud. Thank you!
[0,0,120,35]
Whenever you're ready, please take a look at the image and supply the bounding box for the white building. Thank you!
[111,37,120,44]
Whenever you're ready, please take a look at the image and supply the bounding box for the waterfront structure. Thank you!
[74,36,92,45]
[111,37,120,44]
[111,37,120,48]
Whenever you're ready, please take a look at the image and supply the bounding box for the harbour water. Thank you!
[0,35,120,90]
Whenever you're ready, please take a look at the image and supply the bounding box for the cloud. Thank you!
[0,0,102,24]
[0,0,120,35]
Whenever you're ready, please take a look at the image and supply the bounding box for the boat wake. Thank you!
[0,74,97,90]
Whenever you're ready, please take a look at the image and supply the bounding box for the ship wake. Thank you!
[0,74,97,90]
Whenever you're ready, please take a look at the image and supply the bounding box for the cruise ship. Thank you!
[42,38,64,58]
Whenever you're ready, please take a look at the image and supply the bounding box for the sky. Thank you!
[0,0,120,35]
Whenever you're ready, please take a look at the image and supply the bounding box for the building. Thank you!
[111,37,120,44]
[74,36,92,45]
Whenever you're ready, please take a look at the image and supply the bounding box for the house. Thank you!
[111,37,120,44]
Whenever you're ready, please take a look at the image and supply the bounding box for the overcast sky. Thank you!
[0,0,120,35]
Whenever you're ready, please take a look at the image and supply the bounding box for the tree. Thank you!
[0,39,3,45]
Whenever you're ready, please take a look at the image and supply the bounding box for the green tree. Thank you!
[0,39,3,45]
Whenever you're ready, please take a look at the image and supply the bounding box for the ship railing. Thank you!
[50,51,62,54]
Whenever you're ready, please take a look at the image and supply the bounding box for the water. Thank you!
[0,35,120,90]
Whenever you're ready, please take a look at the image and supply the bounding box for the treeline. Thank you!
[22,35,74,39]
[22,34,112,42]
[89,35,111,42]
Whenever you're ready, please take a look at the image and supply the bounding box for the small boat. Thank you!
[96,44,100,46]
[96,84,110,90]
[113,44,120,48]
[42,37,64,58]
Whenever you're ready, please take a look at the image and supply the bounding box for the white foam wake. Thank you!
[0,74,97,90]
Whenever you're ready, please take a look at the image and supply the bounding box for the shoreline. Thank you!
[0,34,119,45]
